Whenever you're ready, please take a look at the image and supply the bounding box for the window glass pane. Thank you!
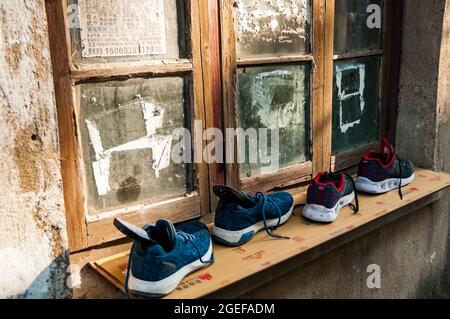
[78,77,190,215]
[237,64,311,177]
[234,0,311,59]
[334,0,382,54]
[332,56,380,154]
[69,0,186,64]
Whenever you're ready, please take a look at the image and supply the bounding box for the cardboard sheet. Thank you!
[90,168,450,299]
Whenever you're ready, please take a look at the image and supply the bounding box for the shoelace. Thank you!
[124,231,214,299]
[396,154,404,200]
[256,192,290,240]
[342,172,359,213]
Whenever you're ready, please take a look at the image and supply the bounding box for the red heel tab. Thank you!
[381,138,394,156]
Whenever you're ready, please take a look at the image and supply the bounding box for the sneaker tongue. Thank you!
[113,218,156,245]
[154,220,177,252]
[213,185,255,208]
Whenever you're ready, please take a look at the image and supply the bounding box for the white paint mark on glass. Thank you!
[92,158,111,196]
[85,101,173,196]
[336,63,366,134]
[85,120,104,160]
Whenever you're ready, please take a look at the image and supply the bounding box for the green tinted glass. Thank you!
[237,64,311,177]
[334,0,383,54]
[332,56,380,154]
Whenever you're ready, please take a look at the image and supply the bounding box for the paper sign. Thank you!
[78,0,167,57]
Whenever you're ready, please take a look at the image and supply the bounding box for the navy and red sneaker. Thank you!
[303,172,359,223]
[355,139,414,199]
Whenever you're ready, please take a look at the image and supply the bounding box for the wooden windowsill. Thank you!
[85,168,450,299]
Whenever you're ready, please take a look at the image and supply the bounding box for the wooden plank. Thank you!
[70,239,132,272]
[71,60,193,82]
[89,168,450,299]
[199,0,224,212]
[86,195,202,247]
[241,162,312,194]
[191,0,211,217]
[311,0,327,176]
[45,0,88,251]
[207,0,225,187]
[237,55,313,66]
[331,142,379,172]
[323,0,335,173]
[332,49,384,60]
[219,0,240,189]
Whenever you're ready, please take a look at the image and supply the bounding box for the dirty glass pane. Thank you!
[78,77,190,215]
[237,64,311,177]
[68,0,186,64]
[332,56,380,154]
[334,0,383,54]
[234,0,311,59]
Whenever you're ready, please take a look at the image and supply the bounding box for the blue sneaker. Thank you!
[114,218,214,298]
[212,185,294,246]
[303,172,359,223]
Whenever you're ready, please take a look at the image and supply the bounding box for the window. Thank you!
[328,0,395,172]
[221,0,316,193]
[47,0,399,252]
[220,0,397,190]
[46,0,210,251]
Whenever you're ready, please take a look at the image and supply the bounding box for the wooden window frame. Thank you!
[219,0,401,192]
[45,0,211,252]
[220,0,322,194]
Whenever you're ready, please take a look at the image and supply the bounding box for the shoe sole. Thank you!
[355,174,415,194]
[128,239,213,298]
[212,205,294,246]
[302,192,355,223]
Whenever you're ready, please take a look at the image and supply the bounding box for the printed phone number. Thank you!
[84,45,163,56]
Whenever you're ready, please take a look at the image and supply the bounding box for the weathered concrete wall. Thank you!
[396,0,448,170]
[0,0,70,298]
[436,0,450,174]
